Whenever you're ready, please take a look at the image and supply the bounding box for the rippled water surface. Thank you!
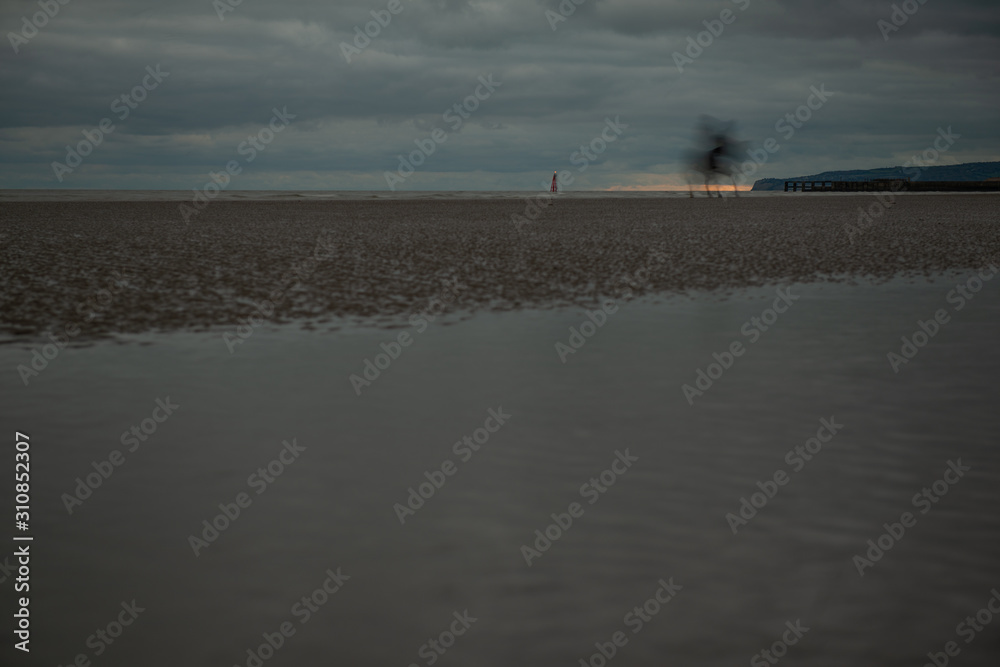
[2,279,999,666]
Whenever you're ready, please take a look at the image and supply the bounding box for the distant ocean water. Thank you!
[0,189,733,202]
[1,195,999,666]
[3,189,994,203]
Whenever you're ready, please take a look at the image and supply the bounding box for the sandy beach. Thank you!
[2,194,998,339]
[2,194,999,667]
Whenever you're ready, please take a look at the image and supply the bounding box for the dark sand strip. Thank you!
[1,196,997,337]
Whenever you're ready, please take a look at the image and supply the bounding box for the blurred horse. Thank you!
[683,116,748,198]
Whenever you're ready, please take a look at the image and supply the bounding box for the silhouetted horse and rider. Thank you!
[684,115,748,197]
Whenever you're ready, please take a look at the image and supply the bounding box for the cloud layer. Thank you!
[2,0,998,190]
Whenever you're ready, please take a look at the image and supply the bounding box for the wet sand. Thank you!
[3,193,1000,666]
[1,195,998,338]
[4,279,1000,667]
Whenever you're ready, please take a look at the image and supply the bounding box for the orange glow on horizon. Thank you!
[602,173,753,192]
[606,183,753,192]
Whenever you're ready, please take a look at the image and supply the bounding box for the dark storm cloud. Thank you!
[574,0,1000,41]
[0,0,997,190]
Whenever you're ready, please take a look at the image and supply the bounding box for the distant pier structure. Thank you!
[784,178,1000,192]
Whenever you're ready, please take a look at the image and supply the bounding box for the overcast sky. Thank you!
[2,0,998,190]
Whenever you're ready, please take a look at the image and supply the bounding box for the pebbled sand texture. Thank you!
[1,195,998,338]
